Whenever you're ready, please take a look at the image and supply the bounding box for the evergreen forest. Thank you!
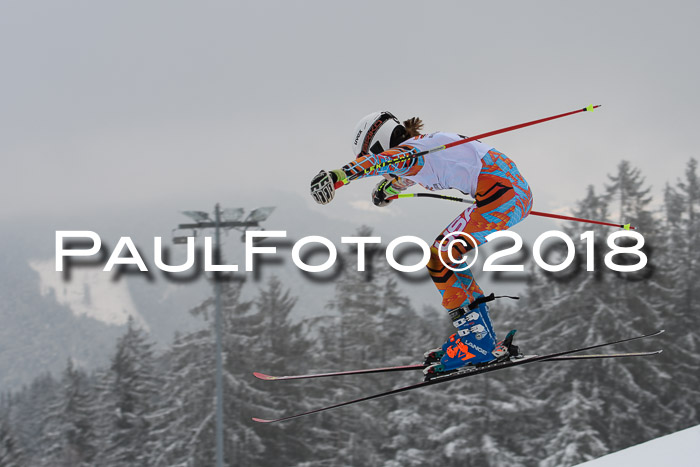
[1,160,698,467]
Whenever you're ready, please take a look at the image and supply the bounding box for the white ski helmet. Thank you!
[351,111,408,157]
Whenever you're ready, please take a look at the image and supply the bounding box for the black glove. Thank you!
[372,179,402,207]
[310,170,347,205]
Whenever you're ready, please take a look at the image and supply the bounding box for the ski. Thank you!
[545,350,662,361]
[252,329,663,423]
[253,349,663,382]
[253,364,425,381]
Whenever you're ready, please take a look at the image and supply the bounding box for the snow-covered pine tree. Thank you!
[241,276,315,464]
[100,317,160,466]
[204,279,266,467]
[304,226,424,465]
[0,418,24,467]
[599,160,675,449]
[4,372,58,463]
[150,277,315,466]
[218,276,319,466]
[148,281,259,466]
[37,360,97,466]
[306,225,490,466]
[506,161,669,463]
[605,160,654,228]
[498,185,613,465]
[147,322,217,466]
[539,380,607,467]
[659,158,700,430]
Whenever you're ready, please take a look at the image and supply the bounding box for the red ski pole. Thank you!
[528,210,634,230]
[387,193,634,230]
[336,104,601,189]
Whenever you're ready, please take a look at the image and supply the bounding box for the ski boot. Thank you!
[423,301,517,380]
[423,301,490,365]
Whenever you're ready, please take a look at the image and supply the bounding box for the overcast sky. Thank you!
[1,1,698,231]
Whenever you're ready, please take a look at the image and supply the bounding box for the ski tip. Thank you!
[253,372,277,381]
[252,417,275,424]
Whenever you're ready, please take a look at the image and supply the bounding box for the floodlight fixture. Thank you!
[246,206,275,222]
[182,210,211,223]
[221,207,244,222]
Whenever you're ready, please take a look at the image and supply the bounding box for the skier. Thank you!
[310,111,533,377]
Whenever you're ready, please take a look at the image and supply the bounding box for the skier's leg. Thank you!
[425,150,533,371]
[427,149,533,311]
[426,203,484,310]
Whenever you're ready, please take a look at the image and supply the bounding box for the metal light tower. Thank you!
[176,204,274,467]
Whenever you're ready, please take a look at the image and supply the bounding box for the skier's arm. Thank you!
[338,147,424,183]
[310,147,423,205]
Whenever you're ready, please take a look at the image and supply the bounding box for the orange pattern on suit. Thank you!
[427,150,533,310]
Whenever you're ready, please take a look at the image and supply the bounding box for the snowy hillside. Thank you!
[29,258,148,329]
[575,425,700,467]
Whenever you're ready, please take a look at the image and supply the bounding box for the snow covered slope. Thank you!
[29,258,148,329]
[575,425,700,467]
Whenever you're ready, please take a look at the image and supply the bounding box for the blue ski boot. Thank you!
[423,301,515,380]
